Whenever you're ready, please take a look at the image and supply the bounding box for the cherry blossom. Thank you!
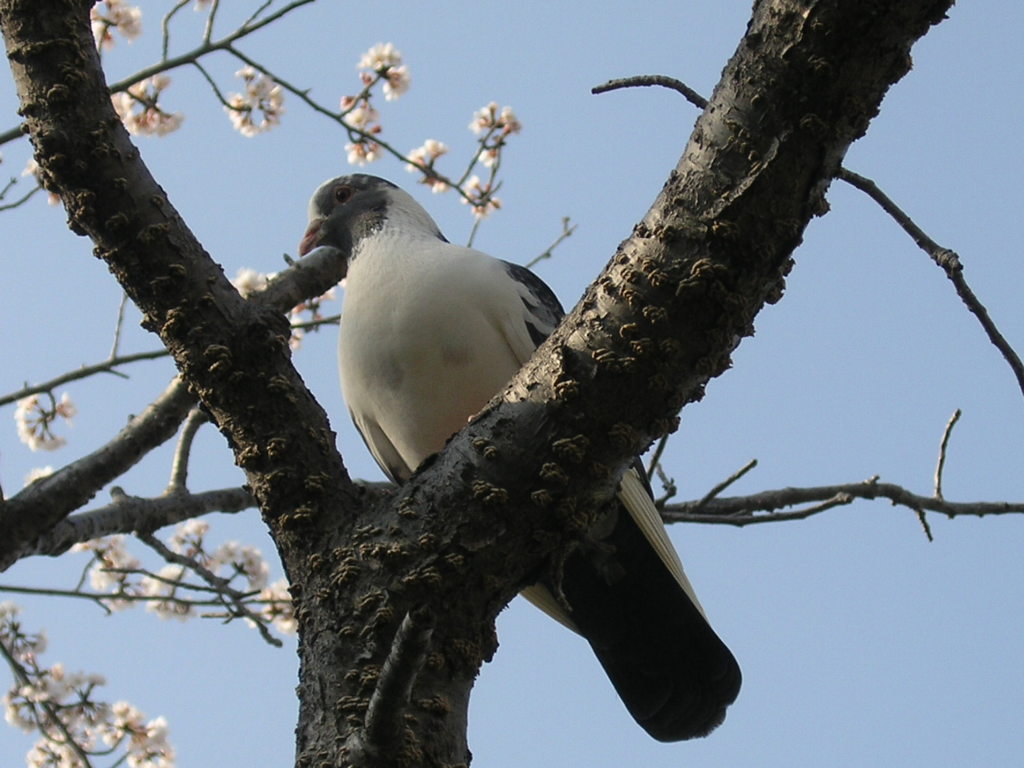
[225,67,285,137]
[91,0,142,51]
[112,76,184,137]
[14,392,76,452]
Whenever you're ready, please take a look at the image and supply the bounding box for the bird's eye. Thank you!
[333,185,354,204]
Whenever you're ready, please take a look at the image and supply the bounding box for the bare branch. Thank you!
[26,487,254,559]
[592,74,709,111]
[525,216,577,269]
[0,178,41,211]
[664,477,1024,526]
[933,408,961,500]
[693,458,758,512]
[0,349,170,407]
[837,168,1024,400]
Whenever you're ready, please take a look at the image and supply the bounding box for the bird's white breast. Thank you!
[339,230,525,476]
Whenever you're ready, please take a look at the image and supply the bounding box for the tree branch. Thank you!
[354,609,435,763]
[592,74,708,110]
[0,377,195,570]
[25,486,255,559]
[837,167,1024,400]
[663,478,1024,526]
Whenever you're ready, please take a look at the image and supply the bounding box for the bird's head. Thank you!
[299,174,446,261]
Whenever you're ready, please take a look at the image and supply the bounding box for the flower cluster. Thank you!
[1,603,175,768]
[342,43,411,167]
[14,393,76,452]
[91,0,142,51]
[402,102,521,217]
[72,535,143,611]
[230,267,270,297]
[469,101,521,172]
[461,174,503,220]
[254,579,297,635]
[225,66,285,137]
[358,42,411,101]
[69,523,295,635]
[111,75,184,137]
[405,139,450,193]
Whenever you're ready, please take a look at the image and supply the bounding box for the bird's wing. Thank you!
[348,407,411,484]
[619,466,705,617]
[496,260,565,363]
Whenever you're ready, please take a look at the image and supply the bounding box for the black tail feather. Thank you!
[550,497,741,741]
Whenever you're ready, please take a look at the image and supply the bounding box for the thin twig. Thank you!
[837,168,1024,400]
[526,217,577,269]
[933,408,961,501]
[108,292,130,360]
[913,504,934,542]
[0,349,170,407]
[0,181,42,212]
[137,533,282,647]
[202,0,222,44]
[0,582,260,609]
[693,459,758,512]
[160,0,191,61]
[645,434,670,479]
[592,74,709,110]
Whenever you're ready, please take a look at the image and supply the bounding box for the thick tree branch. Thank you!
[0,377,194,570]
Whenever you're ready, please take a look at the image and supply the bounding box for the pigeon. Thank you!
[299,173,741,740]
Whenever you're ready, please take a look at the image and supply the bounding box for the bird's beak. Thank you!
[298,217,325,256]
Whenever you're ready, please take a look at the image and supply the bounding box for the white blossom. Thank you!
[469,101,521,136]
[23,466,54,487]
[406,139,448,170]
[231,268,279,298]
[382,65,411,100]
[209,541,269,590]
[225,67,284,137]
[256,579,297,635]
[72,536,141,602]
[91,0,142,50]
[346,103,379,130]
[345,141,380,166]
[141,565,191,621]
[14,392,76,452]
[112,76,184,137]
[358,42,402,71]
[461,175,502,219]
[405,140,450,192]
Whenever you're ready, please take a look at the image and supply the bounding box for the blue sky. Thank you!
[2,2,1022,766]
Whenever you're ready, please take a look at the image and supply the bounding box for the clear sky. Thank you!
[2,2,1023,766]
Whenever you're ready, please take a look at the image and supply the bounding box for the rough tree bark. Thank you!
[0,0,953,766]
